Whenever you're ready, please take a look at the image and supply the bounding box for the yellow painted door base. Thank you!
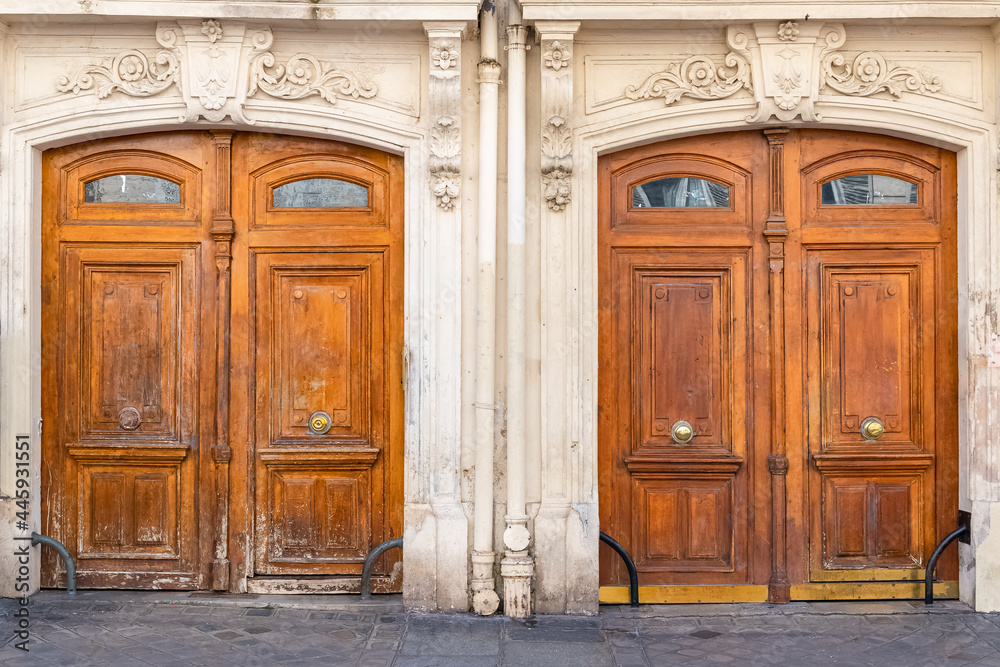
[599,582,958,604]
[790,581,959,600]
[599,585,769,604]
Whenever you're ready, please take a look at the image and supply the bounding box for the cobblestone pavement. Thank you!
[2,593,999,666]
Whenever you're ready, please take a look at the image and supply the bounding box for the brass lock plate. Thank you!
[308,410,333,435]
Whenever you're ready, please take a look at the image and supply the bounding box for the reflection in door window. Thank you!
[272,178,369,208]
[822,174,918,205]
[632,177,730,208]
[84,174,181,204]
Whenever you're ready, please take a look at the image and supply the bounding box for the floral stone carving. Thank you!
[624,53,752,106]
[56,49,180,98]
[541,115,572,212]
[429,116,461,210]
[543,40,571,71]
[821,51,942,98]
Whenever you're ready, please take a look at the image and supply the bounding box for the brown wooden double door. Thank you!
[41,132,403,590]
[598,130,958,601]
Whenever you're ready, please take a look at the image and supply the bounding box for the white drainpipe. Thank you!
[471,1,502,617]
[500,0,533,618]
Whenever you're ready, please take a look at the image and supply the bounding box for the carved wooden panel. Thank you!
[256,256,381,447]
[274,271,367,442]
[823,267,923,446]
[84,268,175,438]
[821,475,922,568]
[77,463,180,559]
[636,271,729,450]
[268,467,372,561]
[632,477,734,571]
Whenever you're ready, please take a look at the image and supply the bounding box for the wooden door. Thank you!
[598,129,958,602]
[230,134,404,589]
[598,133,772,597]
[42,133,217,588]
[792,131,958,596]
[42,131,404,592]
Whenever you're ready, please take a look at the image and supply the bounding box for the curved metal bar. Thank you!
[925,525,968,605]
[360,537,402,601]
[599,531,638,608]
[31,533,76,595]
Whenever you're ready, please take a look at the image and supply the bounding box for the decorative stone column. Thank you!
[402,22,469,612]
[532,20,590,614]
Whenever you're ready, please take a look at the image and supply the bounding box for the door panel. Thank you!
[600,133,768,592]
[232,134,403,589]
[253,252,387,574]
[599,130,957,601]
[43,134,214,589]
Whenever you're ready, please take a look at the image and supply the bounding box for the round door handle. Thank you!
[861,416,885,440]
[309,410,332,435]
[670,420,694,445]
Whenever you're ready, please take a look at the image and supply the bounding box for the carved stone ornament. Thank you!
[821,51,942,98]
[541,115,572,212]
[56,47,180,99]
[248,28,378,105]
[777,21,799,42]
[56,20,379,123]
[624,52,752,106]
[431,42,459,70]
[429,116,461,210]
[741,22,847,123]
[543,40,571,71]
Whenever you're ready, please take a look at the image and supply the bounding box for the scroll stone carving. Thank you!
[56,20,380,122]
[248,29,377,105]
[541,115,572,211]
[624,52,752,106]
[821,52,942,98]
[429,116,461,210]
[56,47,179,98]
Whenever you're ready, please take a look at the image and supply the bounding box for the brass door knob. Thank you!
[670,420,694,444]
[309,410,332,434]
[861,417,885,440]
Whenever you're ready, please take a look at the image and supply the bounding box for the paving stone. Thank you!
[398,617,502,656]
[506,640,615,666]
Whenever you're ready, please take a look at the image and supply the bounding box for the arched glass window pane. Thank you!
[822,174,918,205]
[84,174,181,204]
[273,178,368,208]
[632,177,730,208]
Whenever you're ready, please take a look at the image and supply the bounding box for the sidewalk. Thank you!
[2,591,999,666]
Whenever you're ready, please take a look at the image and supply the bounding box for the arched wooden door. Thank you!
[41,132,403,591]
[598,129,958,602]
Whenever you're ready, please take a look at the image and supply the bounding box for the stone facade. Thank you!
[1,0,1000,614]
